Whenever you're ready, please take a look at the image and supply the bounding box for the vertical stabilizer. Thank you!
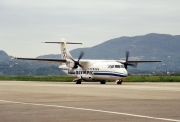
[60,42,73,59]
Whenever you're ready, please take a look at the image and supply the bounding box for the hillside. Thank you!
[41,33,180,72]
[71,33,180,59]
[0,33,180,75]
[0,50,65,76]
[0,50,12,62]
[74,33,180,72]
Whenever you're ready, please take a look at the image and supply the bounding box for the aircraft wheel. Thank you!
[117,80,122,85]
[100,81,106,84]
[76,80,81,84]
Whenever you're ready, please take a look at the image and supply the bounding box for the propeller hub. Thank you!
[69,51,84,70]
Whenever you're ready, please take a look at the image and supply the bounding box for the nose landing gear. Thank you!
[100,81,106,84]
[76,79,82,84]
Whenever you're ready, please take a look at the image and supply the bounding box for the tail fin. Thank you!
[44,42,82,59]
[60,42,72,59]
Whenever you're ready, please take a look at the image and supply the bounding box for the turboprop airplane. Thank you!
[14,42,161,85]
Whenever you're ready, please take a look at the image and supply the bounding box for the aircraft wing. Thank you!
[14,57,67,63]
[117,60,161,64]
[116,60,161,69]
[126,60,161,63]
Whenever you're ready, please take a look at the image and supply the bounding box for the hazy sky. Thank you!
[1,0,180,57]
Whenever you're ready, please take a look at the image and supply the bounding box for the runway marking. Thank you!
[0,100,180,122]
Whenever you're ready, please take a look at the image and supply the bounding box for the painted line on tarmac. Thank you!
[0,100,180,122]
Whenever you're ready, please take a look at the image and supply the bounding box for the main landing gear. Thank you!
[117,80,122,85]
[100,81,106,84]
[76,79,82,84]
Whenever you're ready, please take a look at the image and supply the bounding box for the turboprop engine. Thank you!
[67,51,84,70]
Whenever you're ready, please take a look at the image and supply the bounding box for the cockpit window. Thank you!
[115,65,120,68]
[115,65,125,68]
[109,65,124,68]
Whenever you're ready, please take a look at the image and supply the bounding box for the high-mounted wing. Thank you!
[117,60,162,64]
[127,60,161,63]
[14,57,66,63]
[117,60,161,69]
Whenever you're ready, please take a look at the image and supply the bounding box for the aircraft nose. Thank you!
[123,69,128,76]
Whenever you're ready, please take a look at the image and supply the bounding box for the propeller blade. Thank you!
[126,51,129,62]
[78,51,84,62]
[78,52,85,69]
[123,51,137,69]
[124,63,128,69]
[78,63,84,69]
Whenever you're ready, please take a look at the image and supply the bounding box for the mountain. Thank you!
[71,33,180,59]
[0,50,12,62]
[40,33,180,72]
[0,33,180,75]
[0,50,65,76]
[70,33,180,72]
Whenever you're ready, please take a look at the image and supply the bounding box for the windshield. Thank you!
[115,65,124,68]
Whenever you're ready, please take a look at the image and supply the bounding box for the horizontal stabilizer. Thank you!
[43,42,82,44]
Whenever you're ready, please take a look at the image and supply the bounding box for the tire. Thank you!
[76,80,81,84]
[100,81,106,84]
[117,81,122,85]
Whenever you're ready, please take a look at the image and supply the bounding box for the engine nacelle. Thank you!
[81,74,94,81]
[66,59,75,68]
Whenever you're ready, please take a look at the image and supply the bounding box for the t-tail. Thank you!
[44,41,82,60]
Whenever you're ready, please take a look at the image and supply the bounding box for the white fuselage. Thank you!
[59,60,128,82]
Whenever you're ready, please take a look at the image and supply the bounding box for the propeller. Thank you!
[69,51,84,70]
[123,51,137,69]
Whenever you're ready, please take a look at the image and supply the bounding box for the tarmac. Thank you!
[0,81,180,122]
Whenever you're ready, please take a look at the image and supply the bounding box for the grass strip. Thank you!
[0,76,74,82]
[0,75,179,82]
